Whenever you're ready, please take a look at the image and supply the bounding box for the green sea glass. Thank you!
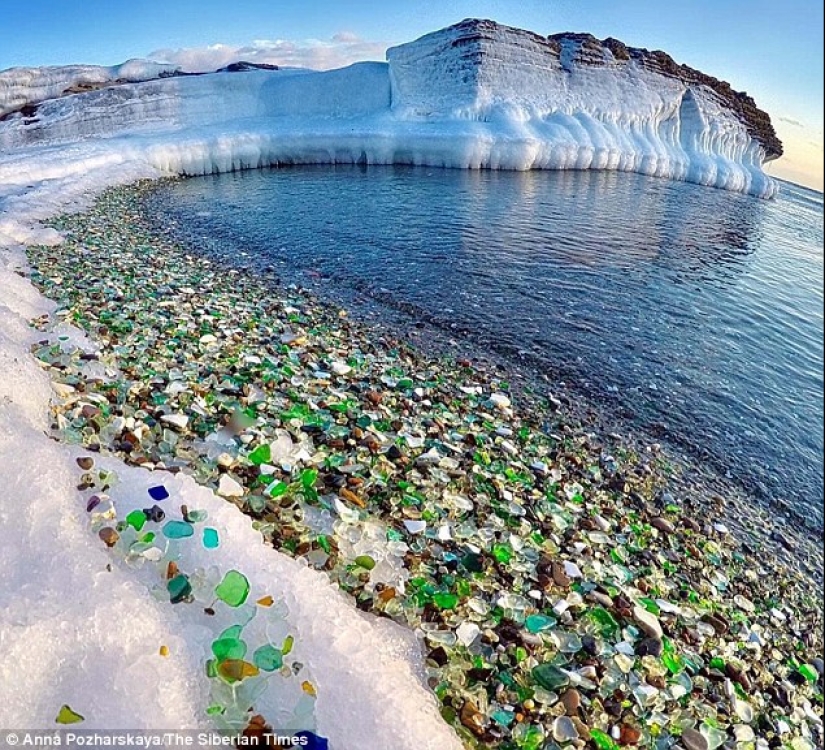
[126,509,147,531]
[215,570,250,607]
[252,644,283,672]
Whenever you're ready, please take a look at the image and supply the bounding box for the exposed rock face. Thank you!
[216,62,280,73]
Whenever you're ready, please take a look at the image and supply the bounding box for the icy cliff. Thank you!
[386,20,780,196]
[0,18,782,212]
[0,60,182,117]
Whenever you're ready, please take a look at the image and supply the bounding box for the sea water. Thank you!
[147,167,824,530]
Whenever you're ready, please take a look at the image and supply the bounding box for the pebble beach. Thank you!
[25,182,824,750]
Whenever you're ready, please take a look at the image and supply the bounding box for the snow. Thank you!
[0,60,182,117]
[0,26,778,199]
[0,19,781,742]
[0,254,463,746]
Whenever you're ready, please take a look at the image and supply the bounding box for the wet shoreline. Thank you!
[26,181,824,749]
[142,171,824,540]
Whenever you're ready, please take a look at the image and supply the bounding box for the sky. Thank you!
[1,0,822,191]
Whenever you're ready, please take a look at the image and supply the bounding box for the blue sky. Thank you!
[1,0,822,189]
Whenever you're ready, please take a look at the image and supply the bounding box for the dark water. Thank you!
[147,167,824,531]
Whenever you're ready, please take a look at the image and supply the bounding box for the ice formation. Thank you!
[0,19,780,201]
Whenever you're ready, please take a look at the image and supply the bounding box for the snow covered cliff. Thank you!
[386,20,780,196]
[0,19,781,201]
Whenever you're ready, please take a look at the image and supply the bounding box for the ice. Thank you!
[0,60,182,117]
[0,25,778,200]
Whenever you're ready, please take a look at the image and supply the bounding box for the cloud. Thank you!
[147,33,388,73]
[778,116,804,128]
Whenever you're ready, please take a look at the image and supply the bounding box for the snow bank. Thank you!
[0,69,461,750]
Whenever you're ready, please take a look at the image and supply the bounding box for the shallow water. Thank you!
[147,167,824,531]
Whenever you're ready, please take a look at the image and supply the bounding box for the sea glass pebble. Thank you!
[203,528,220,549]
[216,570,250,607]
[55,705,84,725]
[148,485,169,501]
[126,509,147,531]
[167,575,192,604]
[163,520,194,539]
[252,644,283,672]
[144,505,165,522]
[217,659,259,683]
[212,637,247,661]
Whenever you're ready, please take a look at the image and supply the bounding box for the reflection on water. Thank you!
[147,167,824,531]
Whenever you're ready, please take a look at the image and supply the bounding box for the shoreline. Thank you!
[142,172,823,540]
[24,181,824,748]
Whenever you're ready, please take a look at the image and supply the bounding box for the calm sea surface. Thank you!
[147,168,824,531]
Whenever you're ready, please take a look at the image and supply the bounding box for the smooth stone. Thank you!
[637,637,663,657]
[734,699,754,723]
[587,591,614,608]
[144,505,165,523]
[581,635,599,655]
[681,728,708,750]
[614,653,635,673]
[552,716,579,742]
[160,413,189,430]
[733,594,755,613]
[651,517,675,534]
[633,605,663,638]
[561,688,581,715]
[734,726,755,743]
[404,520,427,534]
[217,474,244,497]
[619,724,641,745]
[552,561,571,588]
[456,622,480,646]
[98,527,119,547]
[489,392,511,410]
[459,700,485,737]
[76,457,94,470]
[702,613,729,635]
